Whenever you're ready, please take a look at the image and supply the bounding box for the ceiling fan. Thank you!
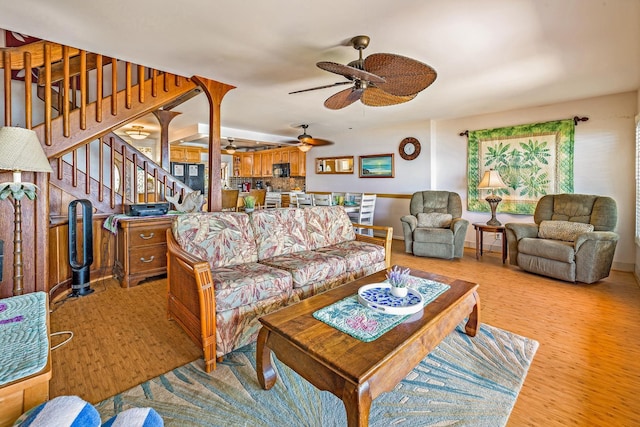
[223,138,238,154]
[288,125,334,151]
[289,35,437,110]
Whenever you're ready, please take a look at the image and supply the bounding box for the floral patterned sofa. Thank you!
[166,206,393,372]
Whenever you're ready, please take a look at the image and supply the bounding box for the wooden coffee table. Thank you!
[256,267,480,427]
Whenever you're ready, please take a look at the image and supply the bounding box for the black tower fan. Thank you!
[68,199,94,296]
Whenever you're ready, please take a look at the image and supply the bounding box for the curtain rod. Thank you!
[459,116,589,137]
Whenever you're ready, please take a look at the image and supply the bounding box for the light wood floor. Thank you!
[49,240,640,426]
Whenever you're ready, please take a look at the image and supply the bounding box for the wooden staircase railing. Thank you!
[0,38,233,297]
[49,132,193,216]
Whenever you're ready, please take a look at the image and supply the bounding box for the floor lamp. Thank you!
[0,127,53,296]
[477,169,508,226]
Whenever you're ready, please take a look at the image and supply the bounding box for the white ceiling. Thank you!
[1,0,639,146]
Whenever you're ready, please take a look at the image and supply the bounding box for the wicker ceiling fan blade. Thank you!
[364,53,437,96]
[324,87,364,110]
[288,81,352,94]
[316,61,385,84]
[304,137,333,146]
[361,87,416,107]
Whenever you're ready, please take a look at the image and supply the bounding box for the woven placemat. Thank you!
[313,276,450,342]
[0,292,48,385]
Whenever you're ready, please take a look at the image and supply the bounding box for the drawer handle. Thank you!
[139,232,155,240]
[140,256,155,263]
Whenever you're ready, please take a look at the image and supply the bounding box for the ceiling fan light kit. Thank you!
[224,138,237,154]
[291,35,437,110]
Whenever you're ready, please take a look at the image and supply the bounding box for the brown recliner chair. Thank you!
[505,194,618,283]
[400,191,469,259]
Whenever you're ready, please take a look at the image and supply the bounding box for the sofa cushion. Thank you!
[251,208,309,260]
[417,212,452,228]
[413,227,454,244]
[13,395,100,427]
[261,251,348,288]
[518,237,575,263]
[315,240,385,272]
[538,220,594,242]
[212,262,293,312]
[102,408,164,427]
[305,206,356,250]
[172,212,257,268]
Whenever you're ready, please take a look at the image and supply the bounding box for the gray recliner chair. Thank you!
[400,191,469,259]
[505,193,618,284]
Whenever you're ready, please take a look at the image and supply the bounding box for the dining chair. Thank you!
[249,189,267,209]
[265,192,282,208]
[221,189,239,211]
[295,193,314,208]
[312,194,333,206]
[351,193,376,236]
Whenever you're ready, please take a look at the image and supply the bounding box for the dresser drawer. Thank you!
[128,245,167,274]
[129,226,167,246]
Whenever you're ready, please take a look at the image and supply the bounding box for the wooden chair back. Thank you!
[221,189,239,211]
[249,189,267,209]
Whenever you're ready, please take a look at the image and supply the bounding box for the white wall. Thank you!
[436,91,636,271]
[308,91,637,271]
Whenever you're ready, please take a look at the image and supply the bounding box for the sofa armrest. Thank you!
[574,231,619,252]
[574,231,619,283]
[354,223,393,269]
[504,223,539,265]
[400,214,417,231]
[166,229,218,373]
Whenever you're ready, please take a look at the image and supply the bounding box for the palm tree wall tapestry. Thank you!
[467,119,575,215]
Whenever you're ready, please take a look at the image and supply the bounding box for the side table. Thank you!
[472,223,507,264]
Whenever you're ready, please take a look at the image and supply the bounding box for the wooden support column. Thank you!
[152,109,181,171]
[191,76,235,212]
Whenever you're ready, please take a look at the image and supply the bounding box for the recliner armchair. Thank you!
[505,193,618,284]
[400,191,469,259]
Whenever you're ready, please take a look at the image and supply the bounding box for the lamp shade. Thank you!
[0,127,53,174]
[478,169,507,189]
[298,143,312,152]
[126,125,150,140]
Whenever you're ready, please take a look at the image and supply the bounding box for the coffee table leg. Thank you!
[256,327,277,390]
[464,291,481,337]
[342,382,372,427]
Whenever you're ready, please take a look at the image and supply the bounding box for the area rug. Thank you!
[96,322,538,426]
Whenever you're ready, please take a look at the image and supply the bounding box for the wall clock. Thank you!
[399,137,421,160]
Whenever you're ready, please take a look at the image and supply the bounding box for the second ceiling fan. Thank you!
[290,35,437,110]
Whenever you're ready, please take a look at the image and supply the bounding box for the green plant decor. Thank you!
[243,195,256,210]
[467,119,575,215]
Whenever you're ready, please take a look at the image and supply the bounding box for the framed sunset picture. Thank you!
[359,153,395,178]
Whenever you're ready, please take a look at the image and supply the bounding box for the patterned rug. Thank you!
[96,322,538,426]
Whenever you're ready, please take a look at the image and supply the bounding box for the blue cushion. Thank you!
[13,396,100,426]
[102,408,163,427]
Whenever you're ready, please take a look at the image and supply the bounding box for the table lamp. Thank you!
[477,169,507,226]
[0,127,53,295]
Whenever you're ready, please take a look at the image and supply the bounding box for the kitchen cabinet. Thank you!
[261,151,272,177]
[240,153,253,177]
[289,149,300,176]
[113,216,173,288]
[170,146,203,163]
[252,152,262,177]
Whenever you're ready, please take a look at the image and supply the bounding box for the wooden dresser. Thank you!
[113,216,173,288]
